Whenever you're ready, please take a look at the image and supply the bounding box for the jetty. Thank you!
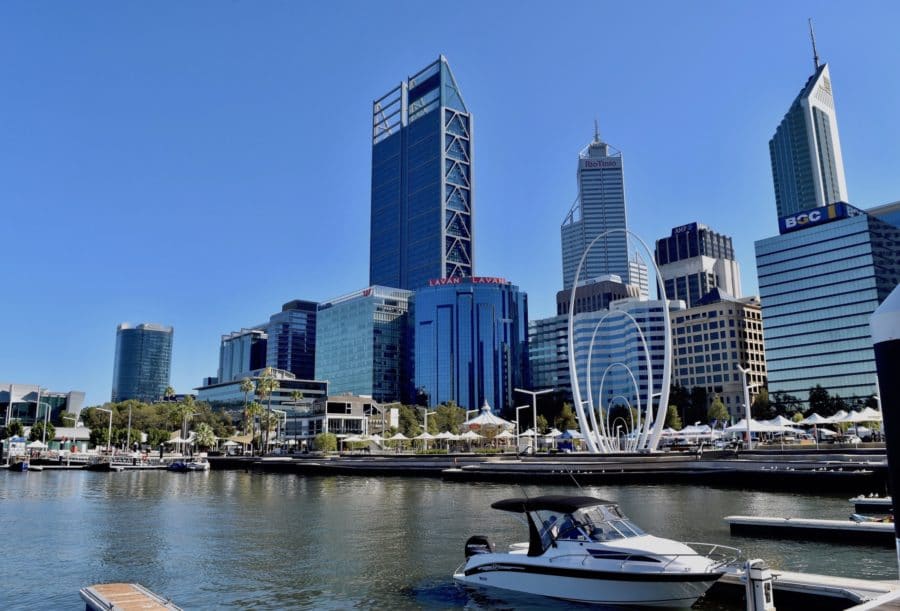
[79,583,180,610]
[851,495,894,514]
[725,515,895,546]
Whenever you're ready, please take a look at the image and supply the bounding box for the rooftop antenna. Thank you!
[593,118,600,143]
[808,18,820,71]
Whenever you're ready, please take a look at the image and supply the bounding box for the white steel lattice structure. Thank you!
[567,229,673,453]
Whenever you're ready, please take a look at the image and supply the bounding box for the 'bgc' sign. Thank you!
[778,203,849,234]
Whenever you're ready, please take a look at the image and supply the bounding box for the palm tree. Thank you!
[291,390,303,405]
[255,368,280,453]
[240,378,255,435]
[246,401,264,454]
[194,422,216,451]
[164,386,176,402]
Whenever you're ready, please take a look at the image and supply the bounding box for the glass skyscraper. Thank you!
[370,56,473,290]
[414,277,528,415]
[755,203,900,405]
[315,286,413,403]
[655,223,742,308]
[111,323,173,403]
[561,128,630,291]
[218,327,268,383]
[769,62,848,220]
[267,300,317,380]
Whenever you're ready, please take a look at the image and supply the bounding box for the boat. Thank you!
[167,460,189,472]
[453,495,739,607]
[186,458,210,471]
[8,459,29,472]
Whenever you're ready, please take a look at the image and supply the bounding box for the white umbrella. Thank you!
[221,440,240,447]
[494,430,515,439]
[460,430,483,440]
[519,428,536,437]
[26,440,47,449]
[858,407,883,422]
[435,431,459,440]
[560,429,584,439]
[544,428,563,438]
[388,432,409,441]
[465,401,515,429]
[767,415,795,427]
[799,413,832,425]
[413,432,435,440]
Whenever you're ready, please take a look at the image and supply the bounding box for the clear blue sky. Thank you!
[2,1,898,406]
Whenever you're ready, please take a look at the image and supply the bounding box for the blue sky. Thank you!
[2,1,898,406]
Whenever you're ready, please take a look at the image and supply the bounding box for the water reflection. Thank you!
[0,470,893,610]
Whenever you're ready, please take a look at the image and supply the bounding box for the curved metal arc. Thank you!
[596,363,641,451]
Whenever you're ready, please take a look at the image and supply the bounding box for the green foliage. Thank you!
[28,420,55,443]
[536,414,549,434]
[314,432,337,452]
[164,386,176,401]
[474,447,504,455]
[89,426,109,448]
[554,403,579,432]
[431,403,466,433]
[707,395,729,423]
[256,368,280,448]
[771,391,802,416]
[808,385,830,416]
[1,421,23,439]
[688,387,709,424]
[147,428,170,447]
[194,422,216,449]
[665,405,683,430]
[751,388,774,420]
[792,411,804,423]
[397,404,422,437]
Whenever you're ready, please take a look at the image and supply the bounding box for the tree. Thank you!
[147,428,170,448]
[771,391,802,416]
[665,405,683,430]
[808,385,831,416]
[246,401,264,454]
[791,411,804,423]
[240,378,255,434]
[536,414,549,434]
[688,387,709,425]
[255,368,280,451]
[669,384,691,427]
[554,403,579,432]
[707,395,729,424]
[89,426,109,449]
[432,402,465,433]
[4,421,24,439]
[291,390,303,404]
[314,432,337,452]
[751,388,774,420]
[826,394,849,418]
[194,422,216,450]
[397,404,421,437]
[164,386,176,401]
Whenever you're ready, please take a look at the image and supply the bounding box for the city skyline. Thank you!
[3,2,900,405]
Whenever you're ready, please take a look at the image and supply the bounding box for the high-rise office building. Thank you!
[769,41,848,219]
[868,201,900,228]
[315,286,413,403]
[267,300,317,381]
[556,275,638,316]
[218,328,268,384]
[370,56,473,290]
[655,223,742,308]
[414,277,529,414]
[755,203,900,405]
[111,323,173,403]
[561,127,630,291]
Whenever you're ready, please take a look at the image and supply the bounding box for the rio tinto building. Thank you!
[560,129,631,291]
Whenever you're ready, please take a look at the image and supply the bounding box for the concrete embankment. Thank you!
[210,450,888,493]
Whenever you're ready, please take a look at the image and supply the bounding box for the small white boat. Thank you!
[186,459,210,471]
[453,495,738,608]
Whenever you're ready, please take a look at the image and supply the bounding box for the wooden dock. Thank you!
[79,583,181,610]
[852,496,894,514]
[725,515,895,546]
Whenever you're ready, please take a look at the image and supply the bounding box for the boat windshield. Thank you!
[574,505,645,541]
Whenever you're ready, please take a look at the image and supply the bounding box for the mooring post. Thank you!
[871,284,900,577]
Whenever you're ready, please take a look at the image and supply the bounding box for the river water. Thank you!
[0,469,894,610]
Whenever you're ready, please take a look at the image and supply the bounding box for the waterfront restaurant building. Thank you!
[2,383,85,428]
[755,202,900,406]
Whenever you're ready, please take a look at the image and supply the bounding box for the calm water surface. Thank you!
[0,469,894,610]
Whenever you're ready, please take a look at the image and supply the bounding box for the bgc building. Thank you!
[414,277,529,415]
[755,202,900,407]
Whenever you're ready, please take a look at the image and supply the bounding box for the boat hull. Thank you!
[453,563,721,607]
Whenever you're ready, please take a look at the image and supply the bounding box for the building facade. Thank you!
[769,62,848,219]
[556,275,638,316]
[670,291,767,419]
[414,277,529,415]
[528,314,571,399]
[267,300,317,380]
[111,323,173,403]
[755,203,900,405]
[868,201,900,228]
[370,56,473,290]
[656,223,742,308]
[315,286,413,403]
[196,368,327,412]
[218,328,268,384]
[561,129,630,291]
[2,384,85,428]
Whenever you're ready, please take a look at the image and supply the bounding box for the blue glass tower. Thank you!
[111,323,173,403]
[370,56,473,290]
[414,277,529,415]
[267,300,317,381]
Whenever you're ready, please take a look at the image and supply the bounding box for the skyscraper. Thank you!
[655,223,742,308]
[370,56,473,290]
[769,28,848,219]
[561,127,630,291]
[218,327,268,384]
[267,300,317,381]
[111,323,173,403]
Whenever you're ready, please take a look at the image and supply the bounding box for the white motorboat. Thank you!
[453,495,739,608]
[186,459,210,471]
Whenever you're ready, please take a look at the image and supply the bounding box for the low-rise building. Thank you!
[1,383,85,428]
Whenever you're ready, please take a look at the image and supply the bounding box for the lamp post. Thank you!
[272,409,287,448]
[515,405,529,442]
[37,400,53,447]
[515,388,553,455]
[96,408,113,452]
[738,365,760,450]
[616,425,624,452]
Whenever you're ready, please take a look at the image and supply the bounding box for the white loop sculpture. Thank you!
[566,229,673,453]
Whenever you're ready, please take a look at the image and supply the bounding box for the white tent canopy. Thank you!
[460,430,483,440]
[799,413,833,425]
[388,432,409,441]
[413,431,435,440]
[544,428,563,438]
[725,418,796,434]
[26,440,47,449]
[767,415,795,427]
[464,401,515,429]
[494,430,516,439]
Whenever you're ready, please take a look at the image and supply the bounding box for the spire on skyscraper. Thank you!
[808,18,820,72]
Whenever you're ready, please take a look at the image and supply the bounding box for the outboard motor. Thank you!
[465,535,495,558]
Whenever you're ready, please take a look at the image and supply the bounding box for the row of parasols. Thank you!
[660,406,883,438]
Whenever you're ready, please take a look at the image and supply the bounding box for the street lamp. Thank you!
[737,365,760,450]
[515,388,553,454]
[272,409,287,447]
[37,400,53,448]
[96,408,113,452]
[515,405,529,442]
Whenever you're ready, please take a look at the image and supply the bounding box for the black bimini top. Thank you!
[491,495,614,514]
